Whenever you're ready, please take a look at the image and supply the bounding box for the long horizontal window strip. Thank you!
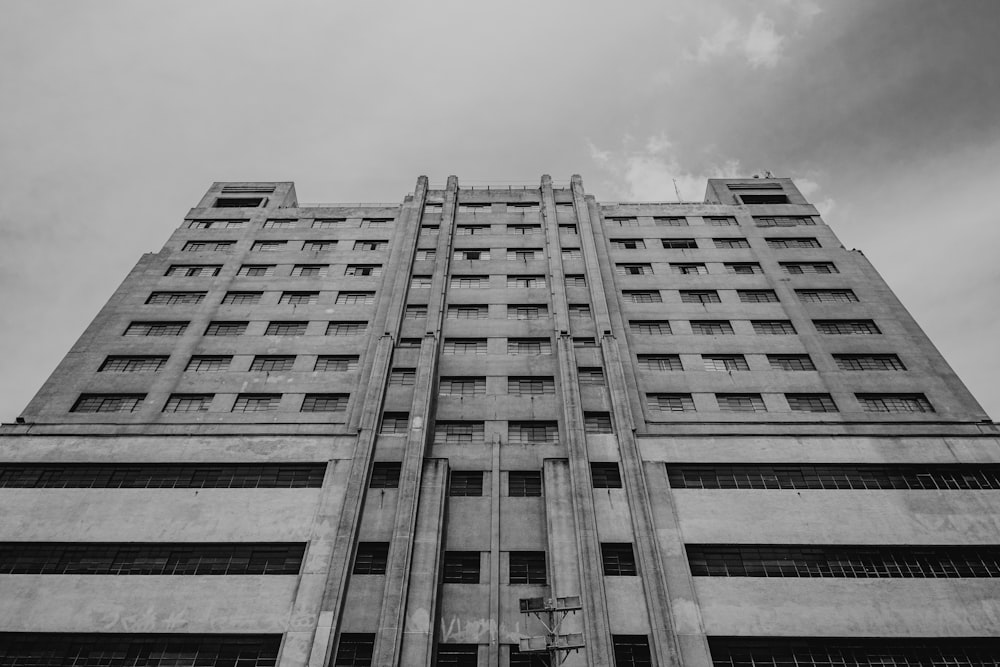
[754,215,816,227]
[435,421,486,444]
[716,393,766,412]
[327,321,367,336]
[738,290,778,303]
[99,356,168,373]
[625,290,662,303]
[335,292,375,305]
[440,377,487,396]
[222,292,262,305]
[186,355,232,372]
[691,320,734,335]
[71,394,145,414]
[279,292,319,305]
[292,264,328,277]
[233,394,281,412]
[448,305,489,319]
[724,262,762,274]
[681,290,721,304]
[250,356,295,372]
[704,355,749,372]
[444,338,488,354]
[0,634,281,667]
[752,320,796,335]
[858,393,934,413]
[124,321,188,336]
[687,544,1000,578]
[182,241,235,252]
[665,463,1000,490]
[630,320,672,335]
[206,321,248,336]
[508,421,559,444]
[797,289,859,303]
[766,237,821,249]
[165,264,222,277]
[786,393,838,413]
[767,354,815,371]
[647,393,696,412]
[265,321,307,336]
[662,238,698,249]
[638,354,683,370]
[780,261,839,274]
[708,637,1000,667]
[507,338,552,354]
[508,305,548,320]
[146,291,206,305]
[163,394,213,413]
[615,263,653,276]
[315,355,359,371]
[0,543,305,575]
[508,377,555,395]
[301,394,349,413]
[0,463,326,489]
[238,264,276,277]
[834,354,906,371]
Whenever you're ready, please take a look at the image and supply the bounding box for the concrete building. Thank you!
[1,175,998,667]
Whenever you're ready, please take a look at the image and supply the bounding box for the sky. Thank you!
[0,0,998,421]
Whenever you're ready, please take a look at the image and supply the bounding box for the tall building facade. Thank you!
[1,175,998,667]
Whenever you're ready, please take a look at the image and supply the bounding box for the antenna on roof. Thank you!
[672,178,684,202]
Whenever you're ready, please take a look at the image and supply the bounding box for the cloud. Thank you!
[793,177,836,219]
[687,11,789,69]
[744,14,785,68]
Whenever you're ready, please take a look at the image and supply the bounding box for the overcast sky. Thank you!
[1,0,998,421]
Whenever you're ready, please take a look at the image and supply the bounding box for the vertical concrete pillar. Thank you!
[488,434,502,667]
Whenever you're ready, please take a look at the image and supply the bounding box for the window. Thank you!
[163,394,213,413]
[814,319,880,335]
[508,378,555,396]
[353,543,389,574]
[565,274,587,287]
[436,421,486,444]
[251,241,287,252]
[436,645,479,667]
[214,196,264,208]
[443,551,481,583]
[345,265,382,278]
[578,367,605,385]
[71,394,145,413]
[834,354,906,371]
[122,322,188,336]
[797,289,859,303]
[781,261,838,274]
[334,634,374,666]
[568,304,591,317]
[315,355,359,371]
[189,219,245,229]
[233,394,281,412]
[0,636,282,667]
[327,321,366,335]
[612,239,645,250]
[416,249,436,261]
[755,215,815,227]
[787,393,839,412]
[766,237,821,249]
[624,290,662,303]
[661,238,698,249]
[768,354,815,371]
[561,248,582,259]
[752,320,796,335]
[507,224,541,235]
[389,368,416,386]
[506,275,545,288]
[302,394,349,413]
[671,263,708,275]
[858,393,934,413]
[238,264,275,277]
[450,471,484,495]
[508,471,542,497]
[740,194,789,204]
[354,240,387,251]
[606,216,639,227]
[680,290,721,304]
[613,636,652,667]
[717,393,766,412]
[279,291,319,305]
[457,225,489,236]
[221,292,262,305]
[456,249,490,260]
[507,202,540,212]
[182,240,235,252]
[713,238,750,249]
[441,377,486,396]
[509,421,559,444]
[458,203,490,213]
[725,262,763,275]
[263,219,296,229]
[573,337,597,348]
[691,320,734,335]
[638,354,682,371]
[602,543,637,576]
[584,412,613,434]
[410,275,433,288]
[654,216,688,226]
[370,463,401,488]
[703,355,749,371]
[616,263,653,276]
[444,338,487,354]
[630,320,671,335]
[451,275,488,288]
[405,305,428,319]
[335,291,375,306]
[509,551,547,584]
[186,355,232,372]
[165,264,222,277]
[312,218,344,229]
[205,321,247,336]
[363,218,392,228]
[508,249,541,261]
[508,305,547,320]
[250,356,295,372]
[738,290,779,303]
[507,338,551,354]
[397,338,421,348]
[706,216,738,226]
[380,412,409,434]
[559,223,578,234]
[420,224,439,236]
[100,356,168,373]
[591,463,622,488]
[266,321,307,336]
[0,462,326,489]
[448,305,488,320]
[647,393,695,412]
[302,240,337,252]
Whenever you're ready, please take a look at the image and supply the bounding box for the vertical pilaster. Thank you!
[488,434,502,667]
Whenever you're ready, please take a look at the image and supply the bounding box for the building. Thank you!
[1,174,998,667]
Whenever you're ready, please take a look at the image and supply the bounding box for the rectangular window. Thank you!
[354,240,387,251]
[565,274,587,287]
[509,551,547,584]
[100,356,169,373]
[444,338,488,354]
[436,421,486,444]
[379,412,409,434]
[458,203,490,213]
[238,264,275,277]
[508,471,542,497]
[740,194,789,204]
[315,355,359,371]
[706,216,738,226]
[251,241,287,252]
[613,636,653,667]
[630,320,671,335]
[507,338,552,354]
[205,321,247,336]
[508,421,558,444]
[363,218,393,228]
[451,275,488,288]
[508,377,555,396]
[691,320,734,335]
[703,355,749,371]
[370,463,401,488]
[647,393,695,412]
[506,275,546,288]
[612,239,646,250]
[302,240,337,252]
[389,368,416,386]
[189,219,245,229]
[738,290,779,303]
[654,216,688,226]
[404,305,427,319]
[416,249,436,261]
[302,394,349,413]
[725,262,763,274]
[182,240,235,252]
[263,219,296,229]
[591,463,622,488]
[233,394,281,412]
[561,248,582,259]
[508,305,548,320]
[624,290,662,304]
[456,249,490,260]
[165,264,222,277]
[573,337,598,348]
[755,216,816,227]
[335,634,375,667]
[410,275,433,288]
[615,263,652,276]
[327,321,366,335]
[858,393,934,413]
[345,264,382,277]
[637,354,682,371]
[334,292,374,307]
[507,202,540,212]
[602,543,638,576]
[311,218,344,229]
[713,238,751,249]
[671,263,708,275]
[584,412,613,434]
[420,224,439,236]
[834,354,906,371]
[661,238,698,249]
[797,289,859,303]
[353,543,389,574]
[507,225,541,235]
[71,394,145,413]
[767,237,821,249]
[0,462,326,489]
[457,225,489,236]
[0,636,280,667]
[163,393,213,413]
[768,354,816,371]
[814,319,880,335]
[186,355,232,372]
[448,305,488,320]
[680,290,721,304]
[781,261,838,274]
[436,645,478,667]
[450,471,484,496]
[279,291,319,305]
[214,197,264,208]
[559,224,579,234]
[578,367,605,385]
[124,321,188,336]
[752,320,796,335]
[569,304,591,317]
[250,356,295,372]
[606,216,639,227]
[717,393,766,412]
[440,377,487,396]
[222,292,262,305]
[265,321,307,336]
[443,551,482,583]
[787,393,839,412]
[508,249,541,261]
